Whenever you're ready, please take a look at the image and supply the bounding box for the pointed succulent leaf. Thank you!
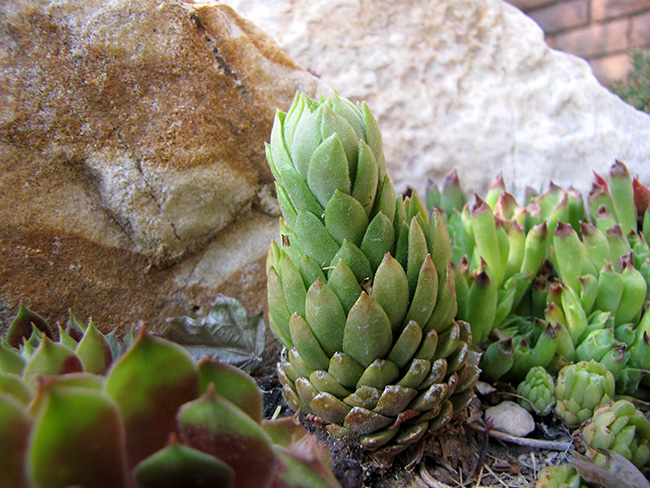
[387,321,423,370]
[310,370,351,398]
[0,341,26,375]
[352,140,379,216]
[324,189,369,246]
[406,217,429,296]
[178,386,277,488]
[342,292,392,368]
[271,443,342,488]
[356,359,399,390]
[327,259,363,314]
[198,359,263,424]
[371,253,410,332]
[329,239,373,282]
[279,256,307,319]
[134,437,235,488]
[305,279,346,357]
[289,106,323,179]
[76,320,113,375]
[294,209,339,267]
[371,176,396,222]
[7,303,55,349]
[328,352,364,389]
[28,382,129,488]
[104,330,200,467]
[360,211,395,271]
[23,337,82,385]
[404,254,438,327]
[289,313,330,371]
[425,264,457,333]
[308,133,351,208]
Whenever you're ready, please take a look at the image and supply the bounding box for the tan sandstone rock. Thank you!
[222,0,650,198]
[0,0,324,333]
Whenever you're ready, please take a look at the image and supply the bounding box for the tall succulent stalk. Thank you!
[266,92,478,457]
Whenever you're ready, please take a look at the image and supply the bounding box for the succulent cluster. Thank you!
[427,162,650,400]
[0,305,340,488]
[265,92,479,457]
[579,399,650,471]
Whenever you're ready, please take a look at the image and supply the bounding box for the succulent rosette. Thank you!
[516,365,555,416]
[265,91,478,457]
[579,399,650,471]
[554,360,615,427]
[0,306,340,488]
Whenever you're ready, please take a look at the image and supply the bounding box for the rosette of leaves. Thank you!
[554,360,616,428]
[265,91,478,457]
[0,306,340,488]
[516,365,555,416]
[579,399,650,472]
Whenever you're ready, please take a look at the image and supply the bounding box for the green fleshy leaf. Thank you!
[320,104,359,171]
[289,313,330,371]
[305,279,346,357]
[371,253,410,333]
[289,107,322,179]
[371,176,396,222]
[294,209,340,267]
[163,295,266,373]
[7,303,54,349]
[76,321,113,375]
[360,102,385,180]
[404,254,438,327]
[325,189,369,247]
[0,393,31,488]
[327,259,363,314]
[134,438,235,488]
[104,330,199,467]
[329,239,373,282]
[308,133,351,208]
[198,359,263,424]
[387,321,423,370]
[279,256,307,319]
[178,387,276,488]
[352,140,379,216]
[361,211,395,271]
[23,338,83,385]
[28,383,129,488]
[343,293,392,368]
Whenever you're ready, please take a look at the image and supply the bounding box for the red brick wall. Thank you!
[507,0,650,86]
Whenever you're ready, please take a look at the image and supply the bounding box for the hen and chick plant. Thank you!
[265,91,478,457]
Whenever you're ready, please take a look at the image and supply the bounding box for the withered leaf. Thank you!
[164,294,265,373]
[571,450,650,488]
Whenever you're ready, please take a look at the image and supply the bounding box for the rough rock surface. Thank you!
[222,0,650,198]
[485,401,536,437]
[0,0,325,332]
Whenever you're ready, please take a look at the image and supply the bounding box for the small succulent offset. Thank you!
[579,399,650,472]
[516,365,555,416]
[0,305,340,488]
[553,360,615,428]
[265,91,479,457]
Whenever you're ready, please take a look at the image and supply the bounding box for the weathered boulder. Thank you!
[222,0,650,197]
[0,0,325,332]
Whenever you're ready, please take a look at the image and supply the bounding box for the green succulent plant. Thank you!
[0,305,340,488]
[554,360,616,428]
[579,399,650,472]
[516,365,555,416]
[427,162,650,403]
[534,464,587,488]
[265,91,478,457]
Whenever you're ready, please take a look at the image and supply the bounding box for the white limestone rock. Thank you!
[222,0,650,198]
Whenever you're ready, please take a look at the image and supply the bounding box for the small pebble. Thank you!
[485,401,535,437]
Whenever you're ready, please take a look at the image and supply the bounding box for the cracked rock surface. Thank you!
[0,0,325,332]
